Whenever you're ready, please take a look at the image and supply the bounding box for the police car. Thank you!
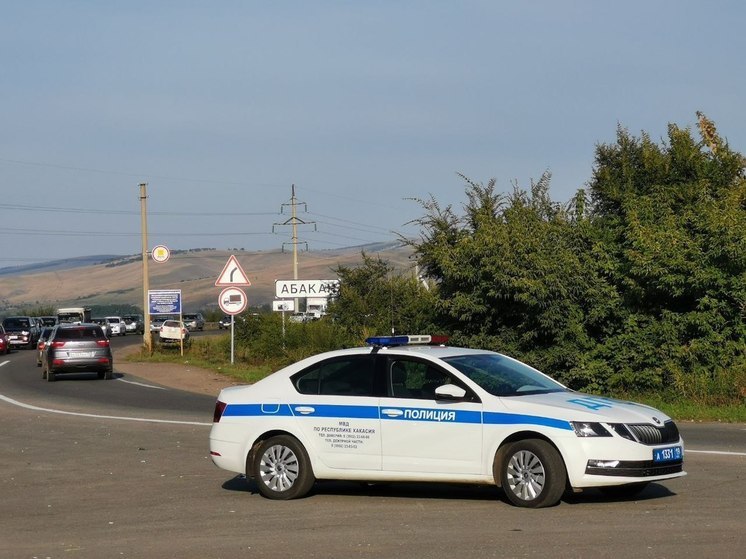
[209,336,685,508]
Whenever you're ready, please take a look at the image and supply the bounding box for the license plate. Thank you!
[9,335,18,340]
[70,351,94,358]
[653,445,682,462]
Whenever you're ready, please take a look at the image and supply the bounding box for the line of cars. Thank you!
[0,315,58,351]
[32,313,178,380]
[2,312,205,378]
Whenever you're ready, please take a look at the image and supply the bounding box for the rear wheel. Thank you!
[499,439,566,508]
[46,368,56,382]
[104,369,113,380]
[251,435,315,500]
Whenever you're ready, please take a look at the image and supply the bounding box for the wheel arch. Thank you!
[245,429,307,478]
[491,430,567,488]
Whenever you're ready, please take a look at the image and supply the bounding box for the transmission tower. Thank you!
[273,184,317,308]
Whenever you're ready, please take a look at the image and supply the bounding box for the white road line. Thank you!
[687,449,746,457]
[116,378,167,390]
[0,393,211,426]
[0,360,10,367]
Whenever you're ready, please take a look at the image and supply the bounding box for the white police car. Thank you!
[209,336,685,507]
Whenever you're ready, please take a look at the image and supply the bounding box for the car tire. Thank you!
[46,368,56,382]
[251,435,315,500]
[41,363,47,379]
[499,439,566,508]
[104,369,113,380]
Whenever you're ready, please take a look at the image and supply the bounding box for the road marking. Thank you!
[0,393,211,426]
[687,449,746,457]
[0,360,9,368]
[116,378,167,390]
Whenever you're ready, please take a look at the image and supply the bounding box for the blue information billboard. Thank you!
[148,289,182,315]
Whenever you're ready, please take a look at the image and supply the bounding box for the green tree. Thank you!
[407,174,618,389]
[328,253,439,342]
[588,116,746,399]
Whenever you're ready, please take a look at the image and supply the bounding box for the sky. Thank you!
[2,1,745,267]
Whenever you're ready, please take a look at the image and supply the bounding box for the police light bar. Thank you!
[365,335,450,347]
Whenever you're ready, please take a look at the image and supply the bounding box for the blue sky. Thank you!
[2,1,744,266]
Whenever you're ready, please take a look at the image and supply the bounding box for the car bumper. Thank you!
[555,435,687,488]
[8,336,32,346]
[49,358,113,373]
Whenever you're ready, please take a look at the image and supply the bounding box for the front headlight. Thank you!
[571,421,612,437]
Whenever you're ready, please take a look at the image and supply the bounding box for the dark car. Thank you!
[183,313,205,331]
[218,315,232,330]
[41,324,113,381]
[37,316,59,327]
[36,327,55,366]
[2,316,40,349]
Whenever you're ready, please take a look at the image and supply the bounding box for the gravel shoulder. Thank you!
[113,346,244,396]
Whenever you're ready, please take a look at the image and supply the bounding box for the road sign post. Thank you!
[215,256,251,365]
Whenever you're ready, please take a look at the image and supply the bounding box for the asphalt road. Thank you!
[0,340,744,559]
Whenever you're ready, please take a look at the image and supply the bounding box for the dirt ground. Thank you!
[113,346,245,396]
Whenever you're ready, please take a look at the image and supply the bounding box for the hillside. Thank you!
[0,244,415,313]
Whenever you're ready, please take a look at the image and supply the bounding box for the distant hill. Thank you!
[0,244,415,313]
[0,255,122,277]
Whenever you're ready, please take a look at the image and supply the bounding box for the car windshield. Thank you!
[442,353,567,397]
[3,318,30,329]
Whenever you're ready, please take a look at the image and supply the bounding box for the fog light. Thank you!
[588,459,620,468]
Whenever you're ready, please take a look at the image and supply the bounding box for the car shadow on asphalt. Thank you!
[222,475,677,506]
[40,372,120,381]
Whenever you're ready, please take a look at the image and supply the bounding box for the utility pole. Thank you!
[273,184,316,312]
[140,183,152,354]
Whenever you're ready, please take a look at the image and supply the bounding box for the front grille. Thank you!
[610,420,680,445]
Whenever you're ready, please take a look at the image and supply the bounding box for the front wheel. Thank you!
[251,435,315,500]
[499,439,566,508]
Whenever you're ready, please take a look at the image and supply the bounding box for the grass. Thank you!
[617,392,746,423]
[126,339,746,423]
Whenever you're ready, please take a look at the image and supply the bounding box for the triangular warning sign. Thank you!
[215,255,251,287]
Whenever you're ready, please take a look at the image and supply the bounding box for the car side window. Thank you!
[387,358,476,401]
[293,356,375,397]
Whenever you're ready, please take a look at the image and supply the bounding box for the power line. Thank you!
[0,202,278,217]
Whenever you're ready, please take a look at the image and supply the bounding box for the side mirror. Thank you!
[434,384,466,400]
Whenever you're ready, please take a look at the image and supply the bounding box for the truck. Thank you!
[57,307,92,324]
[305,297,328,319]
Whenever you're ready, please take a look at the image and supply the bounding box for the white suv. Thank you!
[105,316,127,336]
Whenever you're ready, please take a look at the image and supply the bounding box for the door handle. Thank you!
[294,406,315,415]
[381,408,403,418]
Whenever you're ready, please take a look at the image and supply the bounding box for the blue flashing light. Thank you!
[365,336,410,346]
[365,335,450,347]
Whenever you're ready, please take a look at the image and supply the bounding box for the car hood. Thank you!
[498,391,672,424]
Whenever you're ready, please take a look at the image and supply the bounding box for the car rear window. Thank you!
[55,327,105,340]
